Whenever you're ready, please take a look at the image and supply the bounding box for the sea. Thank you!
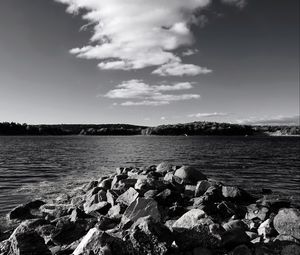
[0,135,299,218]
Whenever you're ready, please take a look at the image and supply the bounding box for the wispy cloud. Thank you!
[104,79,200,106]
[182,49,199,56]
[188,112,229,118]
[54,0,213,76]
[237,115,300,126]
[221,0,247,9]
[152,62,212,76]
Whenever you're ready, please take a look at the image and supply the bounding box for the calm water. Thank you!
[0,136,299,217]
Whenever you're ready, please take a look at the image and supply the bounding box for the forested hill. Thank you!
[0,122,299,136]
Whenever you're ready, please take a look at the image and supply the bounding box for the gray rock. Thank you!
[195,180,211,197]
[172,209,221,250]
[156,162,173,173]
[274,208,300,239]
[163,172,174,182]
[223,220,248,231]
[129,216,173,255]
[246,204,269,221]
[258,218,276,238]
[73,228,130,255]
[84,201,111,215]
[174,166,207,185]
[122,198,161,225]
[10,231,51,255]
[98,178,113,190]
[116,187,139,206]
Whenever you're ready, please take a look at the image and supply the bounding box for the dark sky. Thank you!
[0,0,299,125]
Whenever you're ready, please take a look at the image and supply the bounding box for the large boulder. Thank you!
[195,180,211,197]
[122,198,161,226]
[73,228,130,255]
[10,231,52,255]
[222,186,253,203]
[172,209,221,250]
[8,200,45,220]
[129,216,173,255]
[174,166,207,185]
[273,208,300,239]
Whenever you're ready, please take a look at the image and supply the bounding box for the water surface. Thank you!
[0,136,299,216]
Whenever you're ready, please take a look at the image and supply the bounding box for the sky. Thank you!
[0,0,299,126]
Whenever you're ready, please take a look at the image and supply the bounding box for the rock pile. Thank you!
[1,162,300,255]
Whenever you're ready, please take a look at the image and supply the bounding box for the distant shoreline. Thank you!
[0,121,299,136]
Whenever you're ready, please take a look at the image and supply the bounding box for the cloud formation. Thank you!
[54,0,212,76]
[104,80,200,106]
[188,112,229,118]
[237,115,300,126]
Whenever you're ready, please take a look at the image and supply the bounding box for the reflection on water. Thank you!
[0,135,299,215]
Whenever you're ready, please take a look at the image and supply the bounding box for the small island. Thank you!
[1,162,299,255]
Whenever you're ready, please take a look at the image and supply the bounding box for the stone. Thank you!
[98,178,113,190]
[174,166,207,185]
[51,218,91,245]
[116,187,139,206]
[229,244,252,255]
[155,188,181,206]
[113,178,137,190]
[40,204,73,218]
[70,208,91,222]
[163,172,174,182]
[258,219,276,238]
[122,198,161,225]
[96,216,119,231]
[129,216,173,255]
[107,204,124,219]
[106,189,121,206]
[246,204,269,221]
[73,228,130,255]
[223,220,248,231]
[281,244,300,255]
[274,234,300,244]
[273,208,300,239]
[83,180,98,192]
[84,201,111,215]
[10,231,51,255]
[156,162,173,173]
[184,185,197,197]
[144,189,159,199]
[217,201,246,219]
[172,209,221,250]
[8,204,33,220]
[221,228,250,249]
[111,175,128,189]
[246,231,258,240]
[222,186,253,202]
[134,178,166,192]
[195,180,211,197]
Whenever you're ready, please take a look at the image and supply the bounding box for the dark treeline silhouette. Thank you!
[0,122,299,136]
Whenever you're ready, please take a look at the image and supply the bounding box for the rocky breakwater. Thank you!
[1,162,300,255]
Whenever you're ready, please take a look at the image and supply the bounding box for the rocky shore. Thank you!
[1,163,300,255]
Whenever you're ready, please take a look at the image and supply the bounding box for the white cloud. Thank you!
[121,101,170,106]
[188,112,229,118]
[54,0,212,76]
[237,115,300,126]
[161,117,166,120]
[104,79,200,106]
[221,0,247,9]
[152,62,212,76]
[182,49,199,56]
